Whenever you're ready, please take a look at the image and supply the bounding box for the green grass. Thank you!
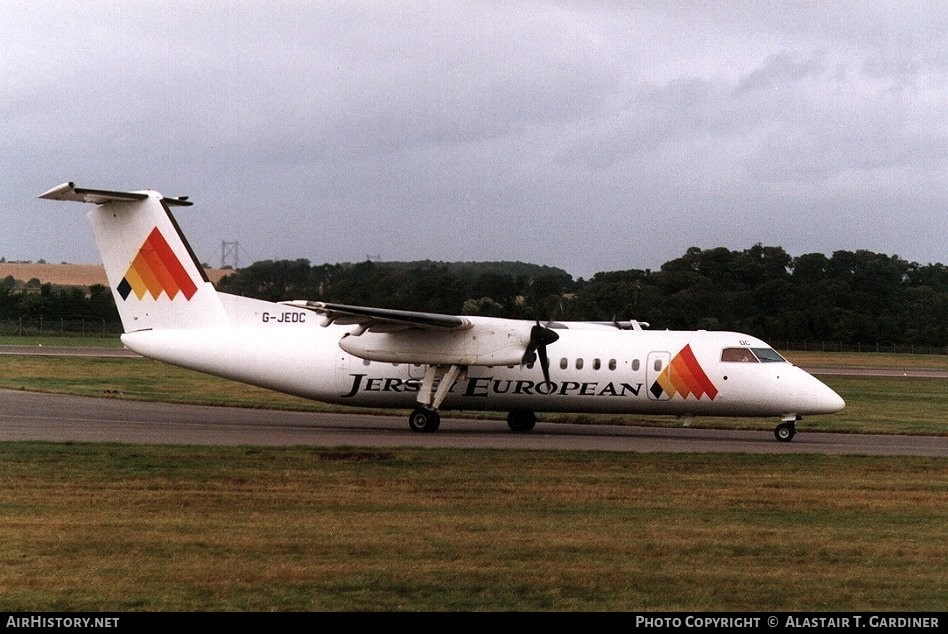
[0,355,335,411]
[784,350,948,371]
[1,339,945,611]
[1,353,944,435]
[0,444,944,611]
[815,376,948,434]
[0,335,125,348]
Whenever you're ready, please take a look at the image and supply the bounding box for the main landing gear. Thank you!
[774,415,800,442]
[408,406,440,433]
[408,407,539,433]
[407,362,542,434]
[408,364,462,433]
[506,410,537,433]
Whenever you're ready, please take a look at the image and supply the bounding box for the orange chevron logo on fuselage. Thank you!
[116,227,197,301]
[649,344,718,400]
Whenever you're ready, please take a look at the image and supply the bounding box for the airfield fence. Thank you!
[777,340,946,356]
[0,318,944,354]
[0,318,123,338]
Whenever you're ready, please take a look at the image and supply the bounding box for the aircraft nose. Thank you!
[810,378,846,414]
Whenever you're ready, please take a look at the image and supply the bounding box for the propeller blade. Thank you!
[537,343,551,384]
[522,321,558,383]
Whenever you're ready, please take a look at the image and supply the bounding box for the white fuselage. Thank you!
[37,183,845,435]
[121,293,844,420]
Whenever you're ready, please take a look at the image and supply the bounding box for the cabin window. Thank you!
[653,359,663,371]
[752,348,786,363]
[593,358,601,370]
[609,359,617,371]
[721,348,757,362]
[560,358,568,370]
[631,359,640,371]
[362,359,371,366]
[575,358,584,370]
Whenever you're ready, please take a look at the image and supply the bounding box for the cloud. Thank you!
[1,1,944,278]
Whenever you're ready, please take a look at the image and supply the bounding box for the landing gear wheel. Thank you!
[774,421,796,442]
[409,407,441,433]
[507,410,537,433]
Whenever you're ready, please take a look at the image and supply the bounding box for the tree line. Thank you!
[0,278,119,335]
[217,245,945,349]
[1,245,945,349]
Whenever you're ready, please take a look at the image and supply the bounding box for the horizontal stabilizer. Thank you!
[38,182,192,207]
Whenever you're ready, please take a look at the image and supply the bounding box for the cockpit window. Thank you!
[721,347,788,363]
[751,347,786,363]
[721,347,757,362]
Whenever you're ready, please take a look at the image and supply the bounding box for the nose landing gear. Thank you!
[775,415,800,442]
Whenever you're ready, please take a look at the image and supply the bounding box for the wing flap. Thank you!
[283,300,470,331]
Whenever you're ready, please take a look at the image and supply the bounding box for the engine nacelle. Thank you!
[338,317,533,366]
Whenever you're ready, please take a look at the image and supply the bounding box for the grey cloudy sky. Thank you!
[2,1,945,279]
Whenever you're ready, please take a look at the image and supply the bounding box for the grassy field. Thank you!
[0,444,944,611]
[1,339,945,611]
[783,349,948,371]
[1,344,945,436]
[0,335,126,348]
[3,335,945,367]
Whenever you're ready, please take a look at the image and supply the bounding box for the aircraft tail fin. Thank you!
[38,182,228,333]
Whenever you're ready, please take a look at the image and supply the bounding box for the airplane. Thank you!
[39,182,845,441]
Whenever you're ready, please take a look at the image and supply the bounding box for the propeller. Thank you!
[521,321,559,384]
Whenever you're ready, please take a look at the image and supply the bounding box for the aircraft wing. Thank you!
[281,300,471,332]
[282,301,556,369]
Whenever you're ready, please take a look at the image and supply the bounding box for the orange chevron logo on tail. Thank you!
[116,227,198,301]
[650,344,718,400]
